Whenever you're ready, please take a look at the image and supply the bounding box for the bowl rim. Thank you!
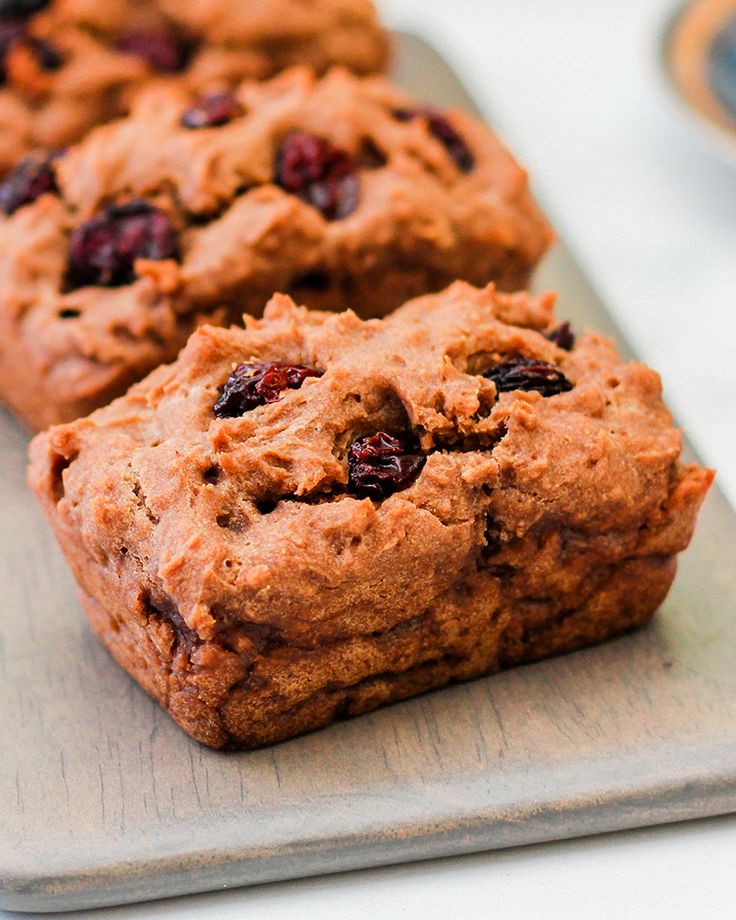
[658,0,736,167]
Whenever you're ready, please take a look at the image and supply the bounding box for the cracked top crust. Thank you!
[0,0,390,174]
[29,282,714,657]
[0,67,553,430]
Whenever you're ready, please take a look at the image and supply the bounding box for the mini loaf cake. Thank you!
[0,67,553,430]
[28,282,714,750]
[0,0,390,175]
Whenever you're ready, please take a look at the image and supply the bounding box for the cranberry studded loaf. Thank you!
[0,0,390,175]
[0,67,553,430]
[28,282,714,750]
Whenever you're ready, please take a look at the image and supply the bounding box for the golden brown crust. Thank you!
[0,0,390,175]
[0,69,553,430]
[28,283,714,749]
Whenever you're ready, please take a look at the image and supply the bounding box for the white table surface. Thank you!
[5,2,735,917]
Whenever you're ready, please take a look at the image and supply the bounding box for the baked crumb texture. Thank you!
[0,68,553,430]
[0,0,391,174]
[28,282,714,749]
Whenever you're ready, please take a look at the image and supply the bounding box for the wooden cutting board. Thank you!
[2,33,735,915]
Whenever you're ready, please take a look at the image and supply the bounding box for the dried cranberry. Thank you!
[0,151,58,215]
[117,29,189,73]
[484,358,573,397]
[394,106,475,173]
[214,361,323,418]
[0,0,49,19]
[275,131,359,221]
[347,432,426,500]
[67,200,180,289]
[546,321,576,351]
[181,91,243,130]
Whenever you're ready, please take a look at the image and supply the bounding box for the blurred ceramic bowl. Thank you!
[659,0,736,166]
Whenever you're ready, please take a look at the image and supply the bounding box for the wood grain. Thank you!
[1,34,735,914]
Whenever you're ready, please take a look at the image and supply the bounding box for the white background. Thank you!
[4,1,735,917]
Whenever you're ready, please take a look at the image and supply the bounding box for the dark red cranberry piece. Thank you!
[117,29,189,73]
[0,151,59,215]
[0,0,49,19]
[546,321,576,351]
[484,358,573,397]
[275,131,360,221]
[67,200,180,289]
[214,361,323,418]
[347,432,426,500]
[394,106,475,173]
[181,91,243,130]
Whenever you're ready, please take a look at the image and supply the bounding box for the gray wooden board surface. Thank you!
[1,33,735,915]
